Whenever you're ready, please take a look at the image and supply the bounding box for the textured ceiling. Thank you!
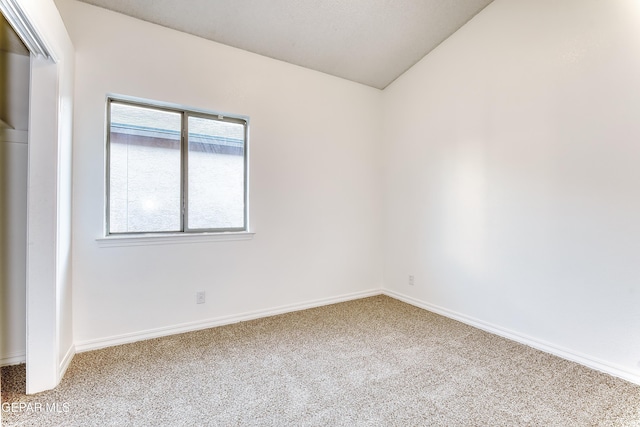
[0,12,29,55]
[74,0,494,89]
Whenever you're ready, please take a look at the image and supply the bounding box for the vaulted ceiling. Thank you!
[74,0,494,89]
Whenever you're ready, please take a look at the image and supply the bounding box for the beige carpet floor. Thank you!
[2,295,640,426]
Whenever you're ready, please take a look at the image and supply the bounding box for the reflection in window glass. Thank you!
[187,116,245,230]
[109,103,182,233]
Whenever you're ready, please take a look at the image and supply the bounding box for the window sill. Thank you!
[96,231,255,248]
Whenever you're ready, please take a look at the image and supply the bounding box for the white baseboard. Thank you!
[75,289,383,353]
[1,347,75,373]
[13,289,640,387]
[383,289,640,386]
[59,344,75,379]
[1,351,26,367]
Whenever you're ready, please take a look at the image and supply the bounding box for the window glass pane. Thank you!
[187,116,245,230]
[109,102,182,233]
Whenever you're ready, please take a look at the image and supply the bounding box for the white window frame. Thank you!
[104,96,250,237]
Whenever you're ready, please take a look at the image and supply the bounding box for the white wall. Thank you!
[14,0,75,393]
[382,0,640,382]
[0,130,27,364]
[55,0,640,387]
[56,0,382,347]
[0,51,29,366]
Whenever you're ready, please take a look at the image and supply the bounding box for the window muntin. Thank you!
[106,98,248,235]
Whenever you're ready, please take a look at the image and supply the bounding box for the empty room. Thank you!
[1,0,640,425]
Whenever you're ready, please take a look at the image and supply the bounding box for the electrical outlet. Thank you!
[196,291,206,304]
[408,275,415,286]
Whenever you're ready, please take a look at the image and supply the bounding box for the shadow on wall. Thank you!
[0,12,29,129]
[0,14,30,364]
